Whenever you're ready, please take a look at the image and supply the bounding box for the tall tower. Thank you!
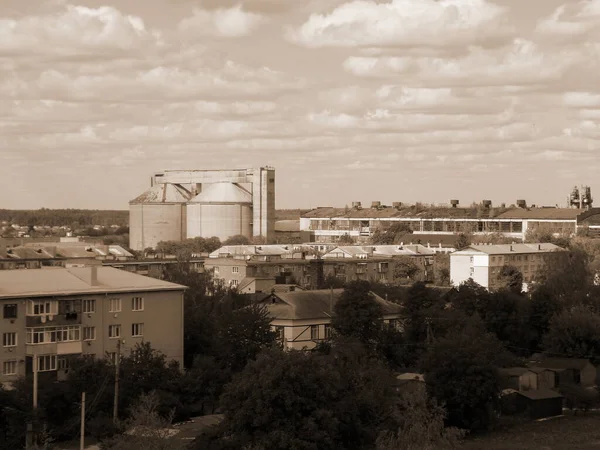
[252,167,276,242]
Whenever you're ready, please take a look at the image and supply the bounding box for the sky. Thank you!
[1,0,600,210]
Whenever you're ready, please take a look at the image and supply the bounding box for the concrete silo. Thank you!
[129,184,191,251]
[186,182,253,241]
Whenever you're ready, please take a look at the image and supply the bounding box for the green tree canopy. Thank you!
[332,281,384,344]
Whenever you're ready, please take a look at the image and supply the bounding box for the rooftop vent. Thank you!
[392,202,402,209]
[450,199,459,208]
[371,201,381,209]
[517,199,527,208]
[482,200,492,208]
[352,201,362,209]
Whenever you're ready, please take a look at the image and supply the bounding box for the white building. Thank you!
[449,243,564,291]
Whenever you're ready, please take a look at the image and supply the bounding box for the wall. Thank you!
[129,204,185,251]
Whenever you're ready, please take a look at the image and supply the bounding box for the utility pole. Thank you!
[113,340,121,425]
[26,356,39,449]
[80,392,86,450]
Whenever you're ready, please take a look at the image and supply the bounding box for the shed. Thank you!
[498,367,538,391]
[515,389,564,420]
[528,356,597,387]
[529,367,557,390]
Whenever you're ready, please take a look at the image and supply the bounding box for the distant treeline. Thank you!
[0,209,129,227]
[0,208,305,228]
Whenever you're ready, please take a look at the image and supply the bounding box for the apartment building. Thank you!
[449,243,564,291]
[0,266,185,387]
[260,289,403,350]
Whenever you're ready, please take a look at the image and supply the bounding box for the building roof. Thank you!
[209,245,297,259]
[188,182,252,204]
[453,243,563,255]
[528,356,593,371]
[496,208,582,220]
[261,288,403,321]
[323,245,434,259]
[516,389,564,401]
[129,183,191,204]
[275,220,301,232]
[498,367,536,377]
[0,267,186,299]
[397,233,458,248]
[1,247,55,260]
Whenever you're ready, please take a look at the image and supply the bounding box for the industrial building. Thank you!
[129,167,275,251]
[301,195,600,243]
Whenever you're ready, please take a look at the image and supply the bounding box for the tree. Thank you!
[203,348,397,450]
[371,223,413,245]
[392,257,421,284]
[332,281,384,344]
[447,279,489,318]
[543,306,600,361]
[100,391,186,450]
[454,233,472,251]
[433,254,450,286]
[338,233,355,245]
[496,265,523,293]
[223,235,251,246]
[420,316,518,431]
[376,389,464,450]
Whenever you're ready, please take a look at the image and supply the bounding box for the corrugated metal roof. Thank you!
[189,182,251,204]
[262,289,403,320]
[0,267,186,298]
[129,184,191,204]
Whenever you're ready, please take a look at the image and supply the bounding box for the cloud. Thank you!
[0,5,162,57]
[535,1,600,42]
[288,0,513,49]
[178,5,264,38]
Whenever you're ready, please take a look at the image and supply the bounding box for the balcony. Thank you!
[26,313,81,327]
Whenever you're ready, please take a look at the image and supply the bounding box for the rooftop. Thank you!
[323,245,435,259]
[528,355,593,371]
[129,183,191,204]
[260,288,403,321]
[0,267,186,299]
[188,182,252,204]
[454,243,563,255]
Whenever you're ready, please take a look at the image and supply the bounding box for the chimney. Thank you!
[538,244,541,250]
[352,201,362,209]
[371,201,381,209]
[516,199,527,209]
[450,199,459,208]
[90,265,98,286]
[482,200,492,208]
[392,202,402,209]
[509,245,513,252]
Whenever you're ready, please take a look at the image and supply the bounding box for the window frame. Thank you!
[2,360,17,375]
[131,323,144,337]
[3,304,17,319]
[109,298,122,313]
[37,355,57,372]
[3,332,17,347]
[108,324,121,339]
[83,299,96,313]
[131,297,144,312]
[310,325,319,340]
[83,326,96,341]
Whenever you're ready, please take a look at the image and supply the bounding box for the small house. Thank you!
[515,389,564,420]
[498,367,538,391]
[529,367,557,390]
[528,355,597,388]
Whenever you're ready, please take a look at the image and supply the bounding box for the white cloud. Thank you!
[289,0,513,48]
[178,5,264,38]
[535,1,600,42]
[0,5,162,56]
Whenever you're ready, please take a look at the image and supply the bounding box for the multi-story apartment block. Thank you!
[0,266,185,387]
[449,243,564,291]
[260,289,403,350]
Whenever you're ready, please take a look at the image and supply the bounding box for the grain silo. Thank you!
[129,184,190,251]
[186,182,252,241]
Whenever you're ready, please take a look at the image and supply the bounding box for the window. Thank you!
[57,356,69,371]
[311,325,319,340]
[131,297,144,311]
[232,266,239,273]
[275,326,285,341]
[27,300,57,316]
[107,352,117,365]
[26,326,80,344]
[109,299,121,313]
[83,299,96,313]
[469,256,474,263]
[469,267,474,277]
[231,279,239,287]
[83,327,96,341]
[3,332,17,347]
[61,300,79,314]
[2,360,17,375]
[131,323,144,337]
[324,324,332,339]
[108,325,121,339]
[37,355,57,372]
[3,304,17,319]
[213,267,220,274]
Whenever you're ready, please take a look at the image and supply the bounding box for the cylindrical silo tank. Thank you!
[187,182,252,241]
[129,184,190,251]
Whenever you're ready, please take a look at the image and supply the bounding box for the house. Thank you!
[258,289,403,350]
[449,243,564,291]
[237,277,277,294]
[529,367,557,390]
[498,367,538,391]
[527,355,597,388]
[515,389,564,420]
[0,266,186,387]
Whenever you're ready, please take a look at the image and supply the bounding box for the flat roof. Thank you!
[0,267,186,299]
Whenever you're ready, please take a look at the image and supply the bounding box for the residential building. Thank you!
[0,266,185,387]
[449,243,564,291]
[258,289,403,350]
[301,202,600,243]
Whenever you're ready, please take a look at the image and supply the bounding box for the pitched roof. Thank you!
[188,182,252,204]
[498,367,535,377]
[129,183,191,204]
[454,243,563,255]
[0,267,186,299]
[323,245,434,259]
[516,389,564,400]
[261,288,403,320]
[302,206,499,220]
[496,208,582,220]
[209,245,295,258]
[528,356,593,371]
